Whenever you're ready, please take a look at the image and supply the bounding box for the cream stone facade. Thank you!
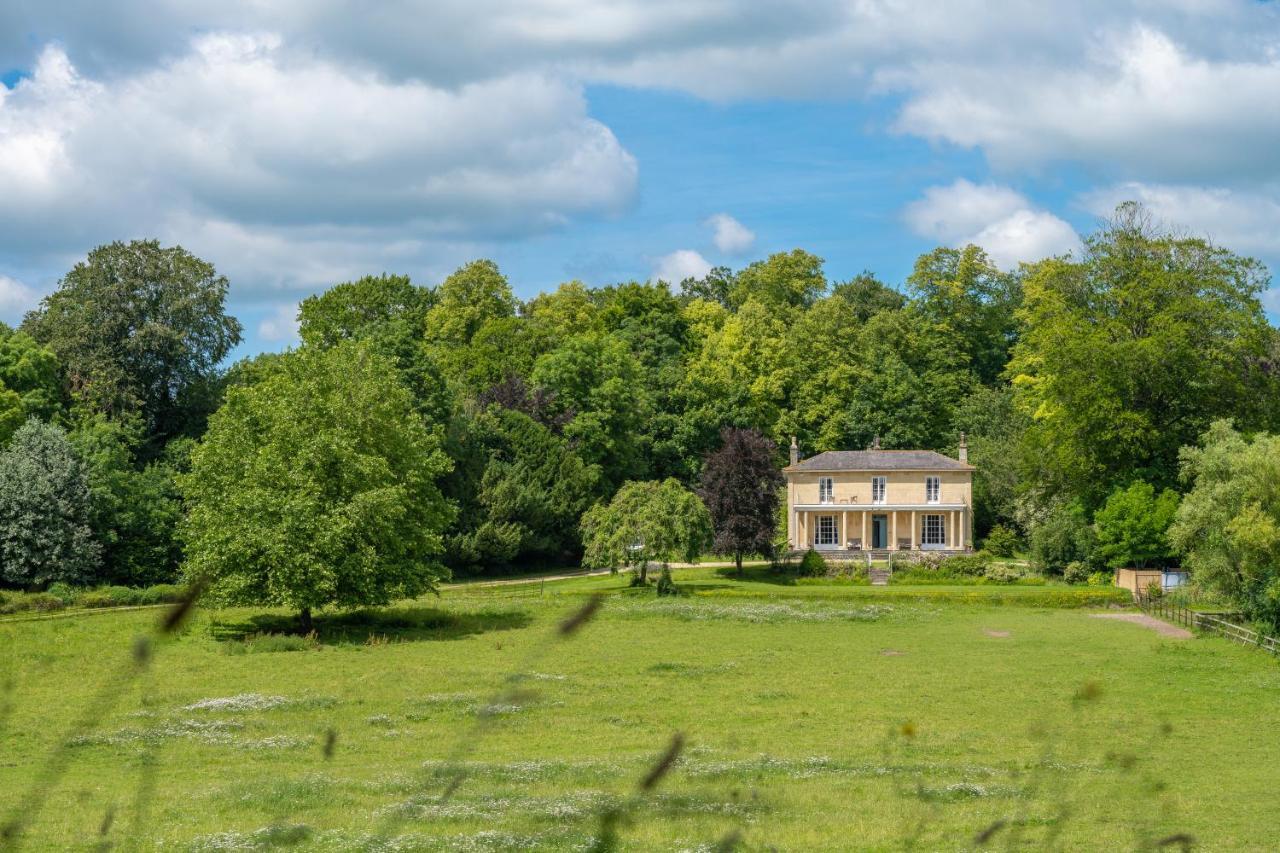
[783,438,975,554]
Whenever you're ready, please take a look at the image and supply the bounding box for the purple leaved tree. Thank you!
[698,427,784,573]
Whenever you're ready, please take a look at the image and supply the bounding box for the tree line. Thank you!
[3,203,1280,627]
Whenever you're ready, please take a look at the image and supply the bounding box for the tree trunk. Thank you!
[299,606,313,634]
[639,562,649,584]
[735,551,743,574]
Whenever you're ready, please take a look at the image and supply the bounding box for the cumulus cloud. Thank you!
[257,301,300,344]
[707,213,755,255]
[1081,182,1280,258]
[892,25,1280,181]
[0,35,637,282]
[0,275,41,319]
[904,180,1081,268]
[653,249,712,284]
[2,1,1279,334]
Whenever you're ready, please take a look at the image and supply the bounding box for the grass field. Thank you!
[2,567,1278,850]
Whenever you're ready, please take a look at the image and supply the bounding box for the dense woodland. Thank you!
[4,203,1280,626]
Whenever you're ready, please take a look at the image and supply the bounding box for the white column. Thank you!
[949,511,956,549]
[861,512,868,549]
[910,510,917,549]
[841,512,847,548]
[891,512,898,549]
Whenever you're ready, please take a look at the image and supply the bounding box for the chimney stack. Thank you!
[869,435,881,451]
[958,432,968,464]
[790,436,799,467]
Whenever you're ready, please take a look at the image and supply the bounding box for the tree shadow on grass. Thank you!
[211,605,534,647]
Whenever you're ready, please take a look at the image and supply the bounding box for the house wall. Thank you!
[787,470,972,507]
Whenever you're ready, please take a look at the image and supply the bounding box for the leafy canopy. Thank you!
[181,342,454,623]
[580,478,712,583]
[1169,421,1280,631]
[0,419,100,587]
[1093,480,1178,569]
[22,240,242,442]
[0,326,63,446]
[1008,204,1275,507]
[699,427,783,569]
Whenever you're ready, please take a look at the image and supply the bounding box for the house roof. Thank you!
[784,450,973,473]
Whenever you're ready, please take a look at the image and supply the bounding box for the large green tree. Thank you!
[0,419,100,588]
[446,407,600,570]
[906,245,1020,386]
[69,412,185,586]
[181,342,454,629]
[299,274,451,423]
[23,241,242,443]
[1093,481,1179,569]
[530,331,649,488]
[580,478,712,584]
[1008,204,1276,507]
[1169,421,1280,630]
[0,326,64,446]
[730,249,827,311]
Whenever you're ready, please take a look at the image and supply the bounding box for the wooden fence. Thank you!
[1135,593,1280,655]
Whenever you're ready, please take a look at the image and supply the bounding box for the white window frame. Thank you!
[818,477,834,504]
[816,515,837,546]
[923,514,946,546]
[871,476,886,505]
[926,476,940,504]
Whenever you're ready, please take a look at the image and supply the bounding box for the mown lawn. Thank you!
[2,569,1278,850]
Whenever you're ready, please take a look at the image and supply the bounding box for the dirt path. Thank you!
[1090,612,1193,639]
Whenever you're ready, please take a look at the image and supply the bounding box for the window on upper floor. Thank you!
[872,476,886,504]
[819,477,834,503]
[926,476,940,504]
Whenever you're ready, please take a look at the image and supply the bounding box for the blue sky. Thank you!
[1,2,1277,354]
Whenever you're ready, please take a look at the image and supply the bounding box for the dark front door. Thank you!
[872,515,888,549]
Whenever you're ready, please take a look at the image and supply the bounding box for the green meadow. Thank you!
[3,568,1278,850]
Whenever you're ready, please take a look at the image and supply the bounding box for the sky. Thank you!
[1,1,1278,355]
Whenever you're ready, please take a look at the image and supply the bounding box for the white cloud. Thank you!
[707,213,755,255]
[653,249,712,283]
[0,36,637,282]
[892,25,1280,181]
[2,2,1280,334]
[257,302,299,344]
[1081,182,1280,258]
[904,180,1081,268]
[0,275,41,321]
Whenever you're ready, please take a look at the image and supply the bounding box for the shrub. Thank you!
[70,584,185,609]
[982,563,1021,584]
[982,525,1020,558]
[0,591,68,614]
[938,553,992,577]
[1144,579,1163,599]
[133,584,185,605]
[797,549,827,578]
[656,567,680,597]
[1028,500,1095,574]
[1062,561,1090,585]
[45,582,77,604]
[628,571,650,588]
[1088,571,1115,587]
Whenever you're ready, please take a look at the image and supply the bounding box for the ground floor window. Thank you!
[923,514,946,546]
[816,515,837,546]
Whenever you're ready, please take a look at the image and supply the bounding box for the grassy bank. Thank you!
[0,569,1272,849]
